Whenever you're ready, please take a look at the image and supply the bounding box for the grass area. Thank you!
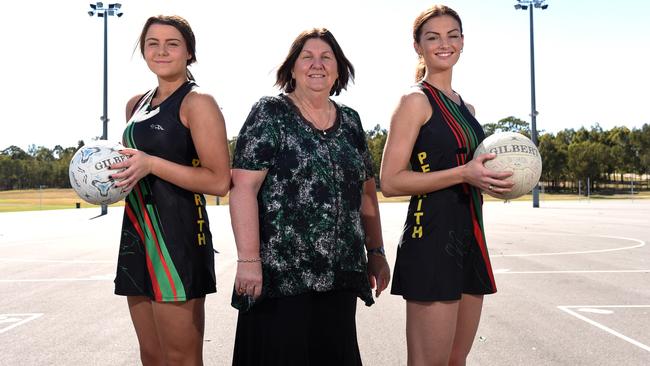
[1,188,648,213]
[378,190,650,203]
[0,188,229,213]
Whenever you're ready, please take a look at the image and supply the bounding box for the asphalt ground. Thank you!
[1,199,649,365]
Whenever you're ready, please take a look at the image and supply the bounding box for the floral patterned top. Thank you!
[232,95,375,308]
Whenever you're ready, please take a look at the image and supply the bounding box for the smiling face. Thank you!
[415,15,464,73]
[142,23,192,80]
[291,38,339,94]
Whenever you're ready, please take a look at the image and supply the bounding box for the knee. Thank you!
[448,352,468,366]
[139,348,164,366]
[163,347,202,366]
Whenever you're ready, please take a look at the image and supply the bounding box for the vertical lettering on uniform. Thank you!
[417,152,427,165]
[414,212,424,225]
[412,226,423,239]
[197,232,206,246]
[193,180,206,245]
[412,151,429,239]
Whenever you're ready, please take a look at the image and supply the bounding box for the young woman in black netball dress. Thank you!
[110,15,230,365]
[380,5,513,366]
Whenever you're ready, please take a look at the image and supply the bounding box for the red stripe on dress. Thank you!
[133,185,179,301]
[469,196,497,291]
[423,82,494,288]
[423,83,468,166]
[125,203,162,300]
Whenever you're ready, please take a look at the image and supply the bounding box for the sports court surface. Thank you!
[1,199,649,365]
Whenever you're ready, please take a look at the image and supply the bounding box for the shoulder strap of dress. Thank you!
[418,81,439,110]
[131,88,156,116]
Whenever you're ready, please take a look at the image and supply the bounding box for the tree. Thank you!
[567,141,608,189]
[538,133,567,190]
[1,145,31,160]
[227,136,237,166]
[482,116,530,137]
[365,124,387,186]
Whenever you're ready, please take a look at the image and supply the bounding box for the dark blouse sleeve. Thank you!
[232,97,282,171]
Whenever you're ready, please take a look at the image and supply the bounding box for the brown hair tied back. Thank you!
[412,5,463,82]
[138,15,197,81]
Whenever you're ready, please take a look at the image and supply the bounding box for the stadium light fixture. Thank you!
[88,2,124,217]
[514,0,548,208]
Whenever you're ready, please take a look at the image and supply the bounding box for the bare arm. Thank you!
[230,168,267,299]
[125,94,143,121]
[113,91,231,196]
[360,178,384,252]
[380,91,512,197]
[360,178,390,296]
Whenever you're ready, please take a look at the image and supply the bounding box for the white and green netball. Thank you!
[474,132,542,200]
[68,141,130,205]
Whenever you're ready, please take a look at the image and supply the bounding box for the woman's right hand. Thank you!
[234,261,263,300]
[463,153,515,195]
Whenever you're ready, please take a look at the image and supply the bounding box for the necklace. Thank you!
[292,94,333,135]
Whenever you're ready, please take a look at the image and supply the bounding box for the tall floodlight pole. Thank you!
[88,2,123,216]
[514,0,547,208]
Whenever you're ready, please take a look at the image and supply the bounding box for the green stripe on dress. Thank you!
[146,203,186,299]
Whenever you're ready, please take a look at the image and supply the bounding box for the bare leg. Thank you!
[406,300,459,366]
[449,294,484,366]
[127,296,164,366]
[152,297,206,366]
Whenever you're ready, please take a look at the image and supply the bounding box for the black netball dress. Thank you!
[391,81,496,301]
[114,80,216,302]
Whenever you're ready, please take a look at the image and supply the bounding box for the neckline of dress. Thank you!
[147,80,193,111]
[281,94,341,137]
[421,80,464,108]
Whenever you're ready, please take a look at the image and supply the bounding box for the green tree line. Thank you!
[363,118,650,192]
[2,118,649,192]
[0,142,83,190]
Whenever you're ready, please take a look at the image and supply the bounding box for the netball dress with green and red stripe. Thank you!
[114,80,216,302]
[391,81,496,301]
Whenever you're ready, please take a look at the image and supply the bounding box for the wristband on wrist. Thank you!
[237,258,262,263]
[366,246,386,257]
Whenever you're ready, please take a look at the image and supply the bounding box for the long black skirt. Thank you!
[232,290,362,366]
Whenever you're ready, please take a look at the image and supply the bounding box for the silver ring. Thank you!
[488,184,494,191]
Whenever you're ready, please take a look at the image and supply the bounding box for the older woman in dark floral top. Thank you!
[229,28,390,366]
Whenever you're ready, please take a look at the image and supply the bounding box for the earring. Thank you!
[289,78,296,90]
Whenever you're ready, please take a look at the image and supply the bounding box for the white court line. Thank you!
[491,234,645,257]
[0,258,114,264]
[0,313,43,334]
[494,269,650,274]
[558,305,650,353]
[0,275,114,283]
[0,259,235,283]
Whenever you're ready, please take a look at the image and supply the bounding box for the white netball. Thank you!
[68,141,130,205]
[473,132,542,200]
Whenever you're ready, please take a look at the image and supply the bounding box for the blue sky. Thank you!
[2,0,649,150]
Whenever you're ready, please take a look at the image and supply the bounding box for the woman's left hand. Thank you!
[367,254,391,297]
[110,148,154,192]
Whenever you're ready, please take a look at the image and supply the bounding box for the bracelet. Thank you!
[366,246,386,257]
[237,258,262,263]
